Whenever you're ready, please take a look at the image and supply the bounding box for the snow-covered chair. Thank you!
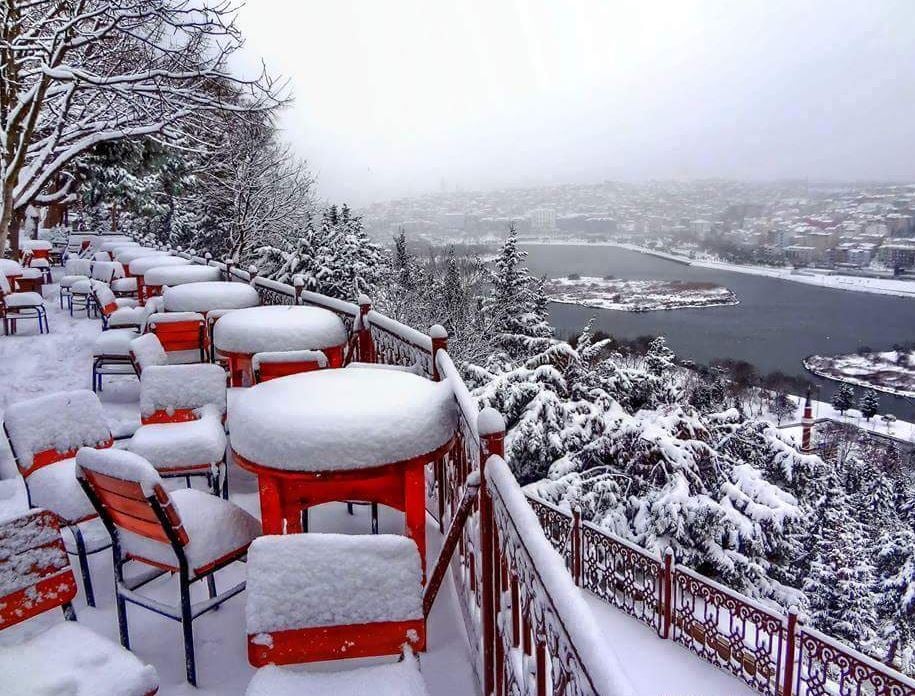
[127,363,228,496]
[21,248,52,283]
[2,390,115,606]
[0,272,47,335]
[245,533,425,666]
[145,311,206,363]
[76,447,258,686]
[252,349,328,383]
[0,509,159,696]
[246,656,429,696]
[129,333,169,375]
[92,327,143,392]
[59,257,92,309]
[92,282,146,330]
[207,308,237,366]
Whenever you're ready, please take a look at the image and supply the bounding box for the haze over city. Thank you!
[236,1,915,204]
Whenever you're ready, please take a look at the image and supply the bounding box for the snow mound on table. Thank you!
[0,621,158,696]
[144,264,221,287]
[128,408,226,469]
[163,281,259,312]
[252,349,327,370]
[246,657,429,696]
[229,370,456,471]
[76,447,163,497]
[115,248,167,264]
[128,255,191,275]
[139,364,227,416]
[213,305,347,354]
[246,533,422,633]
[3,390,110,468]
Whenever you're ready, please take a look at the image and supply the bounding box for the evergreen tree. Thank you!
[859,390,880,421]
[831,383,855,414]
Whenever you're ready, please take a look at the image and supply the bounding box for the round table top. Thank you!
[0,259,24,276]
[116,248,167,264]
[145,264,222,287]
[163,281,260,313]
[213,305,347,355]
[229,369,457,472]
[129,255,192,275]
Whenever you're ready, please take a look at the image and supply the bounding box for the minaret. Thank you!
[801,387,814,452]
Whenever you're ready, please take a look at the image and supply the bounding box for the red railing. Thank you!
[527,494,915,696]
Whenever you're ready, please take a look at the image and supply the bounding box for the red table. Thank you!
[228,369,458,578]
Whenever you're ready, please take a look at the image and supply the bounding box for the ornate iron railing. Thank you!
[527,493,915,696]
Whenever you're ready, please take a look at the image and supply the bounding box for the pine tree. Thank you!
[859,390,880,421]
[831,383,855,415]
[644,336,675,376]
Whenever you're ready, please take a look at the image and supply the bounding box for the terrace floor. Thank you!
[0,272,754,695]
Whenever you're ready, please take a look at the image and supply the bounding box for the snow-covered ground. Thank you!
[804,350,915,398]
[774,393,915,446]
[545,276,738,312]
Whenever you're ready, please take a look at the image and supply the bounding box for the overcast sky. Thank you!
[234,1,915,205]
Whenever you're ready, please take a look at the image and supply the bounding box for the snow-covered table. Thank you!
[213,305,348,386]
[163,281,259,315]
[229,369,458,572]
[127,255,192,303]
[144,264,222,290]
[116,247,168,268]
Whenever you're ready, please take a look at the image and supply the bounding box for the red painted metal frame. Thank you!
[221,343,345,387]
[247,619,426,666]
[254,357,325,382]
[147,319,206,362]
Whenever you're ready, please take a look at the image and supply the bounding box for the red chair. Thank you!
[252,349,328,383]
[0,509,159,696]
[76,447,259,686]
[0,272,47,335]
[2,390,113,606]
[246,533,425,667]
[126,363,229,496]
[145,312,206,363]
[128,332,169,375]
[92,282,146,330]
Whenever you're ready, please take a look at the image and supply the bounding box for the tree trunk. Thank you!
[9,209,23,259]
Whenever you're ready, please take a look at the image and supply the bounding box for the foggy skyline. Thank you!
[236,1,915,205]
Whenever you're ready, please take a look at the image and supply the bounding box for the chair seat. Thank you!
[4,292,43,308]
[119,488,259,576]
[19,268,42,280]
[108,306,146,328]
[70,279,92,294]
[93,328,139,357]
[28,258,50,268]
[26,458,96,525]
[114,297,139,308]
[246,660,429,696]
[111,277,138,292]
[59,274,89,288]
[0,621,158,696]
[127,415,226,472]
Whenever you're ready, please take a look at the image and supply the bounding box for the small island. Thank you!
[545,276,739,312]
[804,350,915,397]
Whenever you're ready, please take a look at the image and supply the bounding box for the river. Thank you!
[522,244,915,420]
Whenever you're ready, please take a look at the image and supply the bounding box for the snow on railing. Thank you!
[527,493,915,696]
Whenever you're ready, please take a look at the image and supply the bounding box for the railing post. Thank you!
[293,275,304,305]
[430,324,448,381]
[247,264,258,286]
[204,252,212,265]
[224,258,234,282]
[478,408,505,696]
[660,546,674,639]
[571,505,582,587]
[782,607,799,696]
[357,294,376,363]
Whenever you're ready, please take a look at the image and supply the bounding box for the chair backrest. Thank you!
[91,260,123,283]
[145,312,206,361]
[129,333,169,375]
[253,350,328,383]
[139,364,227,424]
[0,509,78,630]
[3,390,113,477]
[76,448,189,553]
[93,251,111,262]
[91,281,120,317]
[64,258,92,277]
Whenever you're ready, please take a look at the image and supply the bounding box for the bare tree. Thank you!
[0,0,284,254]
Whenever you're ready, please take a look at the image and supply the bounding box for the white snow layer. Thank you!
[75,447,164,497]
[128,255,191,276]
[138,364,227,417]
[3,390,110,468]
[251,349,328,370]
[0,622,158,696]
[129,333,168,370]
[143,264,221,287]
[229,370,456,471]
[128,408,226,470]
[246,658,429,696]
[213,305,347,354]
[245,533,423,633]
[163,282,259,312]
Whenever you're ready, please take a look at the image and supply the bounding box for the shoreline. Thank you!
[803,357,915,399]
[548,297,741,312]
[520,240,915,299]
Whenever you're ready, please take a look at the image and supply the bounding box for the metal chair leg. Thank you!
[115,560,131,649]
[180,573,197,686]
[71,525,96,607]
[207,574,217,600]
[371,503,379,534]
